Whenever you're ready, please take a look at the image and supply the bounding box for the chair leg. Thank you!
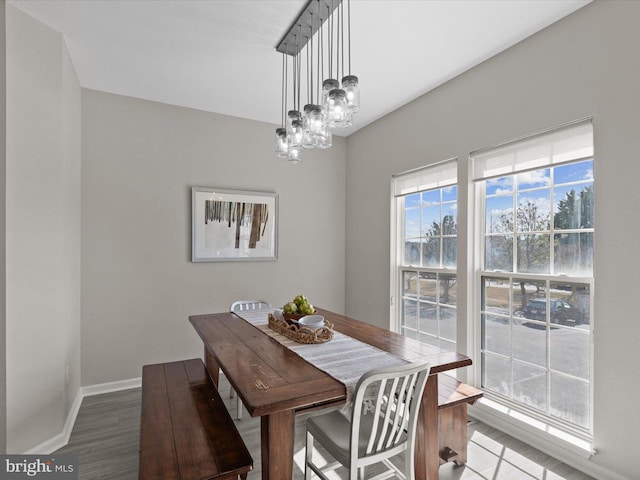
[405,447,414,480]
[225,368,234,398]
[305,431,314,479]
[349,465,359,480]
[236,395,242,420]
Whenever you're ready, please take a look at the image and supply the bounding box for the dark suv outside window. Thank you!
[515,298,583,325]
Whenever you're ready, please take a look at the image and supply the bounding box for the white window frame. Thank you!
[471,119,595,440]
[390,159,458,349]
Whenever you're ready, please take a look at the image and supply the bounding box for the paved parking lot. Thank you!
[402,301,590,429]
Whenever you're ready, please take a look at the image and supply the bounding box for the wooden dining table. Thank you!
[189,307,472,480]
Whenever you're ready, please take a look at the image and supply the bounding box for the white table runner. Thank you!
[236,310,409,402]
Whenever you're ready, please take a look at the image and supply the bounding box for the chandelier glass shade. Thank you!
[288,146,303,164]
[286,109,301,132]
[274,0,359,164]
[275,127,288,157]
[341,74,360,113]
[290,119,305,148]
[327,88,351,128]
[304,104,327,146]
[322,78,339,111]
[316,123,332,149]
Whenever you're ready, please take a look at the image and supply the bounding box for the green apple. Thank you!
[300,303,314,315]
[294,294,308,307]
[283,302,298,314]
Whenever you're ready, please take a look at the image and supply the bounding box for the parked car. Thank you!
[514,298,583,325]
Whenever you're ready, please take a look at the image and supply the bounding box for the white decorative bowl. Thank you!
[299,315,325,329]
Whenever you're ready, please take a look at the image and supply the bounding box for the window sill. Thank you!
[469,397,594,459]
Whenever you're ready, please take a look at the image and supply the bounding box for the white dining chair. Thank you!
[305,360,431,480]
[230,300,272,313]
[228,300,272,420]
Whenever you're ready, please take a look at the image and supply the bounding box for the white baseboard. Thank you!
[23,377,142,454]
[24,389,83,455]
[80,376,141,397]
[469,401,630,480]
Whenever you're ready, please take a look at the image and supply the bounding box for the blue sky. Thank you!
[405,186,458,237]
[485,160,593,233]
[404,160,593,238]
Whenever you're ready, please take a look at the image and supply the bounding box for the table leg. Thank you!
[415,373,439,480]
[204,348,220,387]
[260,410,295,480]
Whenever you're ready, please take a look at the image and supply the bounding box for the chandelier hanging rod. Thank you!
[276,0,341,56]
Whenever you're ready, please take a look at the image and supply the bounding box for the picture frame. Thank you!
[191,187,278,262]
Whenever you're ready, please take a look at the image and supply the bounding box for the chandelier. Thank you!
[275,0,360,164]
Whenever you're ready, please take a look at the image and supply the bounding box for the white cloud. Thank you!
[585,168,594,181]
[487,177,512,193]
[517,170,550,186]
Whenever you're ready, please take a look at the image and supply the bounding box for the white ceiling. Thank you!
[8,0,590,136]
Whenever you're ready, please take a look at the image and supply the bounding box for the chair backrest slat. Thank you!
[376,376,400,453]
[365,378,386,455]
[392,373,418,446]
[387,374,411,449]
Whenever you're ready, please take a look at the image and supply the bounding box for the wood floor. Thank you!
[55,375,595,480]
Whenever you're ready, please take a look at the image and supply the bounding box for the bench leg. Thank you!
[438,404,468,466]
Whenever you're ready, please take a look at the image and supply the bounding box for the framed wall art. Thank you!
[192,187,278,262]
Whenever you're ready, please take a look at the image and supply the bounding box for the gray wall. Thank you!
[5,4,81,453]
[80,90,346,386]
[345,1,639,479]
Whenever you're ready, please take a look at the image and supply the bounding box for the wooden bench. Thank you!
[438,375,483,466]
[139,358,253,480]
